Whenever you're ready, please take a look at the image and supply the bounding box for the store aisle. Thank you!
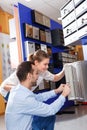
[0,105,87,130]
[55,105,87,130]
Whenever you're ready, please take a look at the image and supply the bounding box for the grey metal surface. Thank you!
[64,61,87,101]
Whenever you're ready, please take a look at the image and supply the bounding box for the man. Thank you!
[5,61,70,130]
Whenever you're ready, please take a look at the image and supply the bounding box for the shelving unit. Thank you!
[17,3,68,57]
[13,3,78,84]
[61,0,87,46]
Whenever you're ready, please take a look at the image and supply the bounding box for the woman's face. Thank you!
[35,58,50,72]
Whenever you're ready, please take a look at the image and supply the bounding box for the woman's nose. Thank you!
[46,65,48,69]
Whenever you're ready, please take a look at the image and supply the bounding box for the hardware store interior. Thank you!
[0,0,87,130]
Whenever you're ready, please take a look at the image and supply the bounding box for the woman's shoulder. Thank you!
[40,70,53,77]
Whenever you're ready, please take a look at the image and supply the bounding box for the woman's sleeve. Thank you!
[43,70,54,81]
[1,71,19,86]
[0,71,19,97]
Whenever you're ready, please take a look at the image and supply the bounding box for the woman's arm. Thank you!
[53,68,65,82]
[4,84,15,92]
[0,71,19,97]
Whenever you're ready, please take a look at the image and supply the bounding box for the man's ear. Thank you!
[27,73,32,79]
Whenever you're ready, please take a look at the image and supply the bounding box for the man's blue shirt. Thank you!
[5,84,65,130]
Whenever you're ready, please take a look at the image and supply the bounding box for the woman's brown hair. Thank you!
[28,49,49,62]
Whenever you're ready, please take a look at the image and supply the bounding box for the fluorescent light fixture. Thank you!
[57,17,62,20]
[25,0,31,2]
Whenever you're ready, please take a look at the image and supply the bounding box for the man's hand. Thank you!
[55,84,65,94]
[62,84,70,97]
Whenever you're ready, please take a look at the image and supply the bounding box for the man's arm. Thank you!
[19,84,70,117]
[35,84,68,102]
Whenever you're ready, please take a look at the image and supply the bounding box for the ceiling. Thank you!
[0,0,68,23]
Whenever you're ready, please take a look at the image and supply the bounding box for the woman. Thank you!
[0,49,65,130]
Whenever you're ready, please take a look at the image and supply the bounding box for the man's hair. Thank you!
[16,61,34,82]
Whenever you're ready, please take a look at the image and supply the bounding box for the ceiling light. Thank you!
[57,17,62,20]
[25,0,31,1]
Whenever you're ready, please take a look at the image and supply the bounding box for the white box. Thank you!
[63,21,77,37]
[75,1,87,17]
[78,26,87,38]
[25,41,35,58]
[62,11,76,28]
[45,30,52,43]
[74,0,83,6]
[43,15,50,28]
[64,31,79,46]
[33,26,39,40]
[77,13,87,29]
[61,0,74,18]
[40,44,47,52]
